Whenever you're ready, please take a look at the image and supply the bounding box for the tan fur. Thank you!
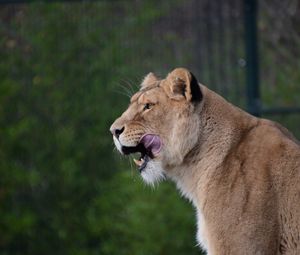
[110,68,300,255]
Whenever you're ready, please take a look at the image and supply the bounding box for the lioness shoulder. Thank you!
[110,68,300,255]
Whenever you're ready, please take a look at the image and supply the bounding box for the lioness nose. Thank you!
[110,126,125,139]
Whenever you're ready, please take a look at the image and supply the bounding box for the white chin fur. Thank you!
[113,136,165,186]
[140,160,165,186]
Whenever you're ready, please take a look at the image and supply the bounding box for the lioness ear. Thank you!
[166,67,202,102]
[141,72,159,89]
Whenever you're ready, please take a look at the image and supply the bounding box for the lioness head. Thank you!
[110,68,203,185]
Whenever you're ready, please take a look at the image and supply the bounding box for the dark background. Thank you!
[0,1,299,254]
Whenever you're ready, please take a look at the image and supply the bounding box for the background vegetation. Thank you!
[0,1,299,255]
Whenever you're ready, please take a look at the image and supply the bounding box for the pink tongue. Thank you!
[140,134,162,156]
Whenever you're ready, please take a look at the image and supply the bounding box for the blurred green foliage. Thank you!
[94,172,198,255]
[259,0,300,138]
[0,2,202,255]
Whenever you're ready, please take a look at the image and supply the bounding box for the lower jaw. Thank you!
[139,164,147,173]
[138,156,150,172]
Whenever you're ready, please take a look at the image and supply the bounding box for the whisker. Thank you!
[121,79,136,95]
[111,79,132,99]
[125,76,142,92]
[129,155,135,177]
[119,78,137,96]
[116,85,132,98]
[113,88,132,98]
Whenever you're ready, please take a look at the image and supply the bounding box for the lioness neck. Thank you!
[168,86,260,252]
[169,85,258,204]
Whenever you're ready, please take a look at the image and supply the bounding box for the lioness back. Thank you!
[110,67,300,255]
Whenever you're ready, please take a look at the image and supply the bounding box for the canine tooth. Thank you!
[133,158,142,167]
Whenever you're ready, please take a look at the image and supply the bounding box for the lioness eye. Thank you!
[143,103,153,111]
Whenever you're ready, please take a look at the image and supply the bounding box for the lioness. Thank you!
[110,68,300,255]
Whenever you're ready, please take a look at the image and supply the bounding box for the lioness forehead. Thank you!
[130,82,164,104]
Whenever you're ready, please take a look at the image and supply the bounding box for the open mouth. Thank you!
[122,143,152,172]
[121,134,162,172]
